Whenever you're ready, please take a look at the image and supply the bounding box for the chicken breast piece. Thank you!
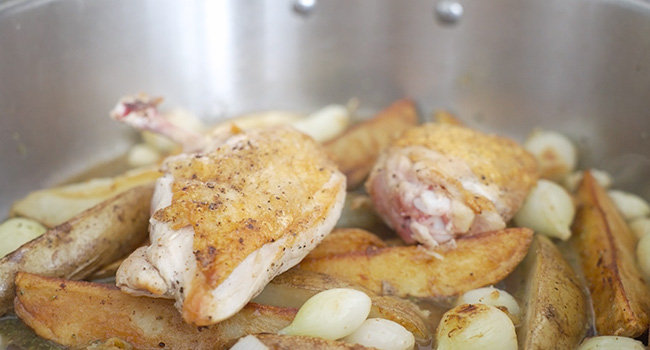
[366,123,538,249]
[112,99,346,325]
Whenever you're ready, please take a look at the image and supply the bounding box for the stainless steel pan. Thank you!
[1,0,650,217]
[1,0,650,348]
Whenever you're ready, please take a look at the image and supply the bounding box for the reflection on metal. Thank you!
[2,0,650,215]
[293,0,316,16]
[435,0,463,25]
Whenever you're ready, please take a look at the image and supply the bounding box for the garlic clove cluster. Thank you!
[279,288,371,340]
[278,288,417,350]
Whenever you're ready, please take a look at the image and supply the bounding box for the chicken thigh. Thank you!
[111,95,346,325]
[366,123,537,250]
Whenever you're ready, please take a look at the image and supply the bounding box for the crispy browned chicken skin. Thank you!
[366,123,538,250]
[111,96,346,325]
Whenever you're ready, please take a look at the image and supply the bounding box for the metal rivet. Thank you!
[293,0,316,16]
[435,0,463,25]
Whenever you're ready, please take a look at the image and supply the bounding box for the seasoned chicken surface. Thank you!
[112,96,346,325]
[366,123,538,249]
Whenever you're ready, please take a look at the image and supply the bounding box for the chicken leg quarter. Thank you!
[112,96,346,325]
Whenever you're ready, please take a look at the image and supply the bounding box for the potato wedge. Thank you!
[300,227,533,298]
[10,166,160,228]
[515,235,588,349]
[290,104,350,143]
[0,218,47,258]
[253,268,431,341]
[14,272,296,350]
[571,171,650,337]
[0,184,153,316]
[307,228,387,260]
[232,334,379,350]
[324,99,418,189]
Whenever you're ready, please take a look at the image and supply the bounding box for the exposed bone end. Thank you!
[110,94,164,123]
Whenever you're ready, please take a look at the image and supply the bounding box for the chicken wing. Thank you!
[111,96,346,325]
[366,123,537,249]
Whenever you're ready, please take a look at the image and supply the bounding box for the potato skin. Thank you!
[0,184,153,316]
[14,272,296,350]
[306,228,388,259]
[516,235,588,350]
[324,99,418,189]
[300,227,533,298]
[571,171,650,337]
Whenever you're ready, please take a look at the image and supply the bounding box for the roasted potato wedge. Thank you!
[0,218,47,258]
[324,99,418,189]
[300,227,533,298]
[14,272,296,350]
[0,184,153,316]
[515,235,588,350]
[232,334,378,350]
[85,338,135,350]
[10,166,160,228]
[307,228,388,259]
[571,171,650,337]
[253,268,431,341]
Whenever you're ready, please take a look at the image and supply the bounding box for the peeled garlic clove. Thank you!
[279,288,371,340]
[127,143,163,167]
[514,179,576,240]
[608,190,650,221]
[577,336,645,350]
[229,335,270,350]
[630,217,650,240]
[636,233,650,280]
[0,218,47,258]
[456,287,521,324]
[563,169,613,193]
[436,303,517,350]
[524,130,577,182]
[343,318,415,350]
[225,110,303,130]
